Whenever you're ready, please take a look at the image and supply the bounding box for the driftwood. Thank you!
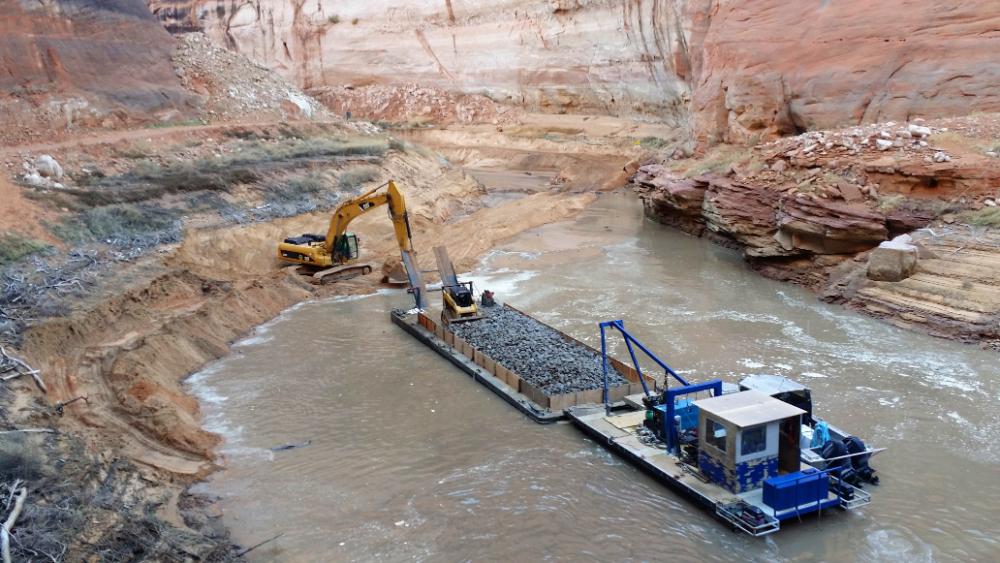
[0,346,46,394]
[235,532,284,557]
[1,485,27,563]
[269,440,312,452]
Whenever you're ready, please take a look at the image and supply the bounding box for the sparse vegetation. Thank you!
[352,17,360,25]
[957,207,1000,228]
[684,145,751,177]
[876,194,907,213]
[388,138,406,152]
[53,204,180,246]
[338,166,379,190]
[638,136,671,149]
[0,232,48,265]
[328,14,341,24]
[145,118,205,129]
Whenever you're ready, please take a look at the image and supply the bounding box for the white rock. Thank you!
[986,151,998,158]
[876,139,894,151]
[908,124,932,139]
[35,154,63,178]
[984,199,997,207]
[933,151,951,163]
[21,172,46,186]
[878,130,893,140]
[919,140,928,147]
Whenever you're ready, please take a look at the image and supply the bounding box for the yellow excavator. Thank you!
[277,180,420,287]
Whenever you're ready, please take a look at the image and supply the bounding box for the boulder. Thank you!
[35,155,63,179]
[866,235,920,282]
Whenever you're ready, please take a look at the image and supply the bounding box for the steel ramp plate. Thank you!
[433,246,460,288]
[401,250,427,309]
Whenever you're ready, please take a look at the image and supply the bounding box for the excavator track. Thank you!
[298,263,374,285]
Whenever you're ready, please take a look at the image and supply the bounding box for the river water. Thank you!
[190,192,1000,561]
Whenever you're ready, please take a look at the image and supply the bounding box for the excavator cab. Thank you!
[332,233,360,262]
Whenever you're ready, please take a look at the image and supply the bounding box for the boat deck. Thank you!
[569,405,861,535]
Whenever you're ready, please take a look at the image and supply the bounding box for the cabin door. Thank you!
[778,417,801,474]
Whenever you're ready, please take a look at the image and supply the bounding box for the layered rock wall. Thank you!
[150,0,701,124]
[150,0,1000,140]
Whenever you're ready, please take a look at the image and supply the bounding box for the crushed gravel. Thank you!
[450,306,628,395]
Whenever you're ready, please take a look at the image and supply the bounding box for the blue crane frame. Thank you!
[599,320,723,453]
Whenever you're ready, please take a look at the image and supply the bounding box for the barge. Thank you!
[393,306,881,535]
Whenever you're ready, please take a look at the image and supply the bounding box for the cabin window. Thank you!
[741,425,767,456]
[706,417,727,452]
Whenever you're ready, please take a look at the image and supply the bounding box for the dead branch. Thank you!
[0,429,55,435]
[0,347,46,394]
[1,485,27,563]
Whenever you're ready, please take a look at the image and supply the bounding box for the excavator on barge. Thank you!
[277,180,420,286]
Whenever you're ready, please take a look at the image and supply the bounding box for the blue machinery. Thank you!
[598,320,723,453]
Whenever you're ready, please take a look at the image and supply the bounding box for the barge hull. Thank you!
[391,310,562,423]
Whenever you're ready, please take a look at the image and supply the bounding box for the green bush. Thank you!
[0,232,48,265]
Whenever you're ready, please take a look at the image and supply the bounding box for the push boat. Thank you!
[567,320,883,536]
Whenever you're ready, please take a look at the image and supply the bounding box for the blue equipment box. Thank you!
[763,469,829,511]
[654,399,699,431]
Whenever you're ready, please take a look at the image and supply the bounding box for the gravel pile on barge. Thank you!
[450,306,628,394]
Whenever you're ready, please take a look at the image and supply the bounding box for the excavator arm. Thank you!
[323,180,413,260]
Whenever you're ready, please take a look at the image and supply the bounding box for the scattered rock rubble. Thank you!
[19,154,65,189]
[311,83,523,126]
[450,306,628,395]
[172,33,333,122]
[779,119,947,161]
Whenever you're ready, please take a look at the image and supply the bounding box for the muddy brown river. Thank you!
[190,192,1000,561]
